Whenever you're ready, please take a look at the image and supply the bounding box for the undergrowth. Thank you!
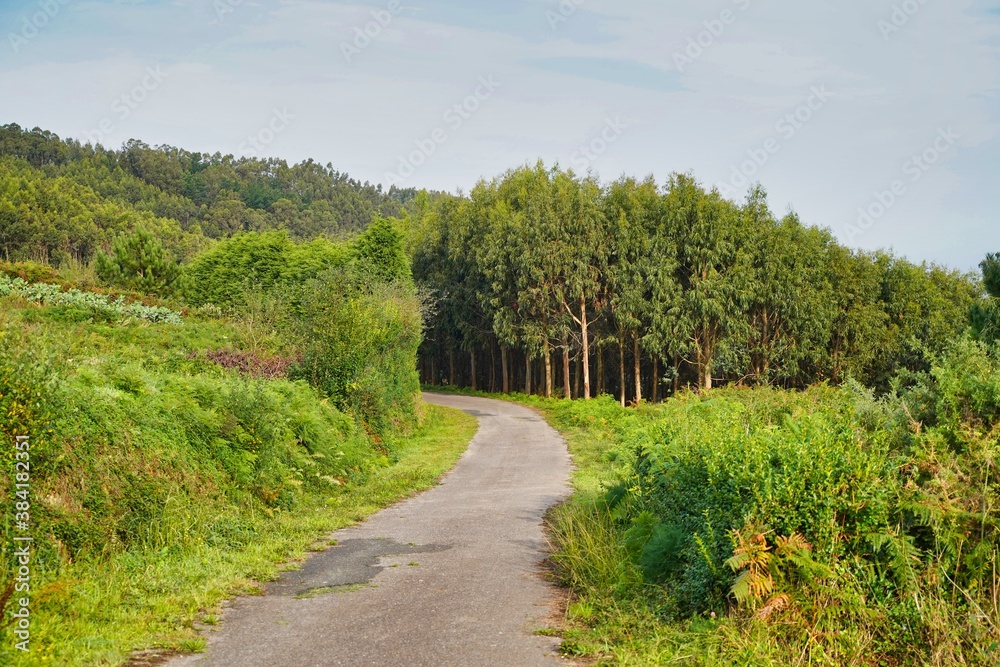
[518,337,1000,666]
[0,297,477,666]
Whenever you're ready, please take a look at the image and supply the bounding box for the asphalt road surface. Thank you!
[167,392,574,667]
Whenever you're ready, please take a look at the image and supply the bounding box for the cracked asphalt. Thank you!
[166,392,574,667]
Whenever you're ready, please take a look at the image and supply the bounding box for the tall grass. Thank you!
[531,340,1000,666]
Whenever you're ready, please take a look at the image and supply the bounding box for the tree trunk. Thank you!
[525,352,532,395]
[619,337,626,408]
[672,354,681,394]
[489,341,496,392]
[597,344,605,396]
[562,335,571,400]
[698,343,714,392]
[580,295,591,400]
[449,348,456,386]
[652,356,660,403]
[544,339,553,398]
[633,333,642,404]
[574,354,581,399]
[470,351,477,391]
[501,347,510,393]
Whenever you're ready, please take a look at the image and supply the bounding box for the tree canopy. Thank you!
[0,123,417,265]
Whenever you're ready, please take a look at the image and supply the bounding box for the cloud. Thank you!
[0,0,996,268]
[525,56,684,93]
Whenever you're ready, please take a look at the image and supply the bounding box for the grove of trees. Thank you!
[409,163,979,400]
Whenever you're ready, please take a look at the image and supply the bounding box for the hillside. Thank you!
[0,123,417,266]
[0,194,477,665]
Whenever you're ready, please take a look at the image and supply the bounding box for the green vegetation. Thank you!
[411,166,977,399]
[0,293,475,666]
[0,272,182,324]
[2,121,995,666]
[518,337,1000,665]
[971,253,1000,344]
[182,231,347,309]
[0,135,457,665]
[0,124,416,267]
[93,227,180,296]
[294,265,422,434]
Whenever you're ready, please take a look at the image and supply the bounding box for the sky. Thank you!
[0,0,998,271]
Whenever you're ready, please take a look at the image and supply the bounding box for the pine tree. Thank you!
[94,227,179,295]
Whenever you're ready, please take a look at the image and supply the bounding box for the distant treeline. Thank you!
[0,123,416,265]
[408,163,981,397]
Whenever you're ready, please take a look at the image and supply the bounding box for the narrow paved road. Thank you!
[167,393,574,667]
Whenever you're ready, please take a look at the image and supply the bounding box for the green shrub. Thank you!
[0,292,472,666]
[183,232,346,309]
[293,266,422,435]
[611,388,896,618]
[350,217,412,285]
[0,312,384,568]
[0,261,61,284]
[543,347,1000,665]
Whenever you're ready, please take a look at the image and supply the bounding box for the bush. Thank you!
[615,388,897,619]
[293,266,422,435]
[351,217,412,285]
[183,232,345,309]
[0,321,379,567]
[0,260,60,284]
[546,347,1000,665]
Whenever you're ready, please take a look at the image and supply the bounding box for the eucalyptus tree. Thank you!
[824,246,888,385]
[547,168,608,399]
[480,165,561,396]
[663,174,750,391]
[438,195,499,390]
[408,193,460,384]
[871,255,977,387]
[479,164,608,399]
[739,189,837,386]
[406,164,975,398]
[604,176,677,404]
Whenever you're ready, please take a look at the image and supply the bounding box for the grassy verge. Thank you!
[3,401,476,667]
[531,398,727,666]
[0,298,478,666]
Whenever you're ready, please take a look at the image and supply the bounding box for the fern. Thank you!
[727,531,774,605]
[754,592,790,620]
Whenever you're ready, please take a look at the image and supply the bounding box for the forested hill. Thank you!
[0,123,417,264]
